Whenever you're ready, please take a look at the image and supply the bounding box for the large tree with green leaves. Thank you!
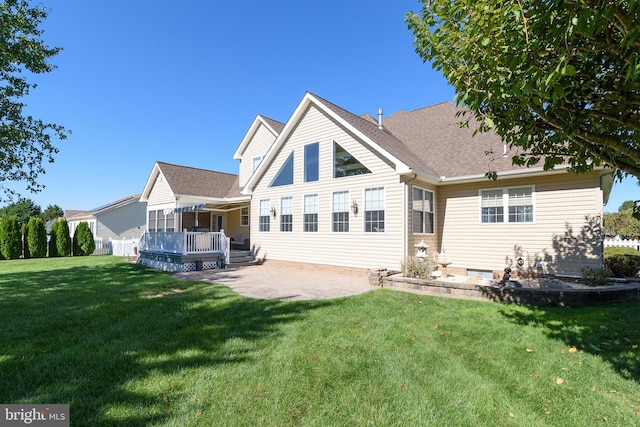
[0,198,41,226]
[41,203,63,222]
[406,0,640,180]
[0,0,68,201]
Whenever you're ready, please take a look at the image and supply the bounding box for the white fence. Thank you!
[604,237,640,251]
[111,238,139,256]
[92,237,139,256]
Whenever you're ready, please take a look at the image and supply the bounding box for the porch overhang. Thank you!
[172,195,250,213]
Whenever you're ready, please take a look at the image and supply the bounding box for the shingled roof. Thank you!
[67,194,142,219]
[309,93,525,179]
[260,115,285,134]
[382,102,518,178]
[310,93,440,178]
[156,162,242,199]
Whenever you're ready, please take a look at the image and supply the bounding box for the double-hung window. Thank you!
[240,207,249,226]
[252,156,263,172]
[480,186,534,223]
[332,191,350,232]
[364,187,385,232]
[304,194,318,232]
[480,189,504,223]
[280,196,293,232]
[259,199,271,232]
[508,187,534,223]
[412,187,434,234]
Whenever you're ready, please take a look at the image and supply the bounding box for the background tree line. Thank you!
[0,198,95,259]
[604,200,640,239]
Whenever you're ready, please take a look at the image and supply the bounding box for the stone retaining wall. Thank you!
[368,269,640,307]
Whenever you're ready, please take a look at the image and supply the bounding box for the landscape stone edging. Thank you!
[368,270,640,307]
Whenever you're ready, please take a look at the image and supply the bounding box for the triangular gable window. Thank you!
[269,151,294,187]
[333,142,371,178]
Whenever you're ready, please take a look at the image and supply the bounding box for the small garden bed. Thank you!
[369,269,640,307]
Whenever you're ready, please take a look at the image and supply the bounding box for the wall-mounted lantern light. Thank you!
[351,200,359,214]
[270,207,277,217]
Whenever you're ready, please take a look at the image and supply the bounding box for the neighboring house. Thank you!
[140,92,613,277]
[66,194,147,242]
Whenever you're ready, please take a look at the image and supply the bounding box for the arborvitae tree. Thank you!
[48,221,59,257]
[27,217,47,258]
[73,221,95,256]
[55,219,71,257]
[0,215,22,259]
[22,221,29,258]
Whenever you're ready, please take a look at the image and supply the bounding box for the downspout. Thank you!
[403,174,419,263]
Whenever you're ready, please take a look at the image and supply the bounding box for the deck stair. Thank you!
[228,249,256,267]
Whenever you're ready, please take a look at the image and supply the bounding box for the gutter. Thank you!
[438,165,572,185]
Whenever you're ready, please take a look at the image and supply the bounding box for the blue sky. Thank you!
[6,0,638,213]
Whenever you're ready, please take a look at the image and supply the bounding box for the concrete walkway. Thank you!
[173,263,374,301]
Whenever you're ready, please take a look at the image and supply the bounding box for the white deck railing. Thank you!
[139,230,230,259]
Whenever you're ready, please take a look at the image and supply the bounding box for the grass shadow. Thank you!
[498,300,640,383]
[0,257,332,425]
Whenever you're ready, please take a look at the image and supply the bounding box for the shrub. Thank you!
[27,217,47,258]
[581,267,613,286]
[55,219,72,257]
[48,221,59,257]
[401,256,435,279]
[73,221,95,256]
[0,216,22,260]
[22,221,30,259]
[605,253,640,278]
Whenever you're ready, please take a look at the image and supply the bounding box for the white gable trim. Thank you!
[233,115,281,160]
[140,162,175,202]
[242,92,413,194]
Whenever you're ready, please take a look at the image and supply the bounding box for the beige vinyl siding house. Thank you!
[239,92,612,277]
[137,91,611,278]
[247,104,406,269]
[234,115,285,188]
[436,171,604,277]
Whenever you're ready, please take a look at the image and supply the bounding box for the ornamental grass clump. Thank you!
[401,256,435,279]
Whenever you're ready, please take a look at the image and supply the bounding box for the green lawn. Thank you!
[1,257,639,426]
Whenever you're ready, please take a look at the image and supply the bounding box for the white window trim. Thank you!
[280,196,293,232]
[331,190,351,233]
[252,156,263,172]
[479,185,536,224]
[363,186,386,233]
[258,199,271,232]
[412,186,435,235]
[303,193,319,232]
[240,206,249,227]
